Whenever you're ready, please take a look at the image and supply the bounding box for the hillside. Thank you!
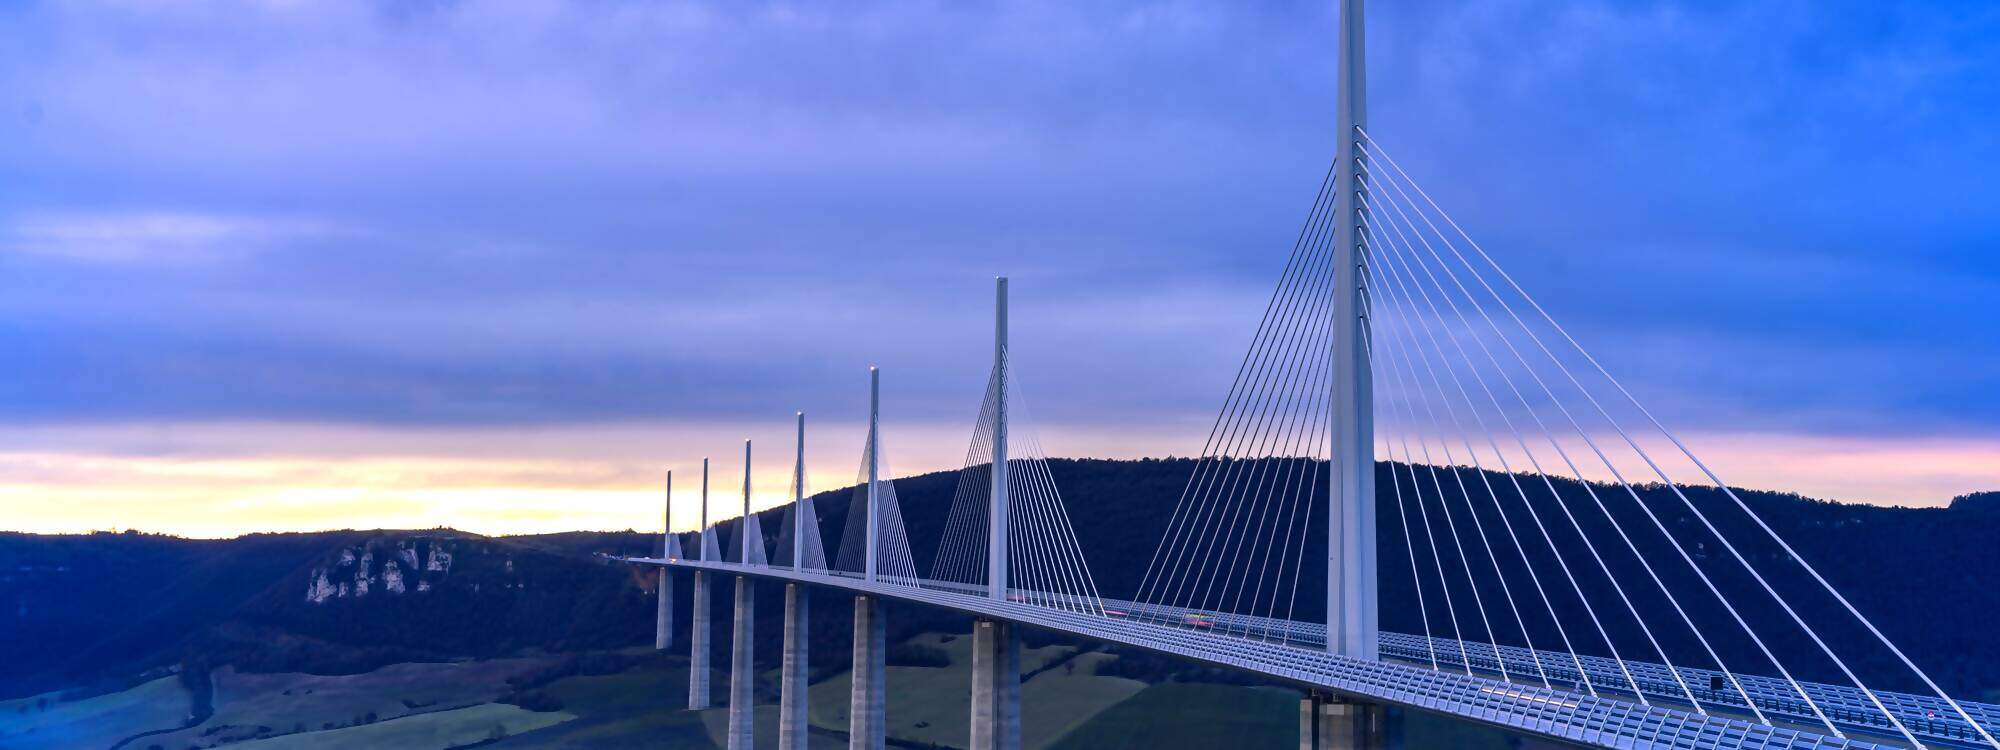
[0,529,651,700]
[3,458,1997,704]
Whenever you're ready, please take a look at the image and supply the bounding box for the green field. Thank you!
[488,665,722,749]
[141,658,562,748]
[0,675,191,749]
[1017,651,1147,748]
[695,705,849,750]
[1048,682,1301,750]
[1050,680,1571,750]
[802,632,1145,749]
[229,703,573,749]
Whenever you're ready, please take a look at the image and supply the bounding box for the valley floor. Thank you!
[0,632,1552,750]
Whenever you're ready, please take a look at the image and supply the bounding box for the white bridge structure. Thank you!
[623,2,2000,748]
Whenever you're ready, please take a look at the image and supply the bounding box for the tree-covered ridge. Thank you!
[2,458,1994,703]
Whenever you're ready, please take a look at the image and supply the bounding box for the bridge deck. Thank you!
[1063,597,1995,748]
[634,556,1891,750]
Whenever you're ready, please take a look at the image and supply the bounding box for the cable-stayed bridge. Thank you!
[619,2,1998,748]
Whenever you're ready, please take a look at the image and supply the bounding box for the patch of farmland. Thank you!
[0,675,190,749]
[225,702,573,749]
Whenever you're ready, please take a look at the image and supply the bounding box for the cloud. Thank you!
[2,211,342,262]
[0,0,1995,530]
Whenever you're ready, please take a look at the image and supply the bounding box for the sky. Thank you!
[2,0,1997,537]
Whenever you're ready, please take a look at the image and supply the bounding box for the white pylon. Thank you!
[742,439,754,565]
[988,277,1009,600]
[1328,0,1378,660]
[793,412,806,570]
[866,367,881,582]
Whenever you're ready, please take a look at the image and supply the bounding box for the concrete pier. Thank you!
[689,570,711,710]
[728,577,755,749]
[849,595,886,750]
[779,583,810,750]
[654,569,673,650]
[969,618,1021,750]
[1301,694,1396,750]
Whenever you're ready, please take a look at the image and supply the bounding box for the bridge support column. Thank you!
[779,583,809,750]
[1301,694,1397,750]
[969,618,1021,750]
[655,568,674,650]
[689,570,711,710]
[728,577,755,749]
[850,595,886,750]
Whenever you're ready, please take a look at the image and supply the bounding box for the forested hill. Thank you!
[3,459,1996,702]
[0,529,653,699]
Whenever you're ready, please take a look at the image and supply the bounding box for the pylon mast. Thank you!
[700,457,710,561]
[866,367,880,582]
[1328,0,1377,659]
[988,277,1009,600]
[793,412,806,569]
